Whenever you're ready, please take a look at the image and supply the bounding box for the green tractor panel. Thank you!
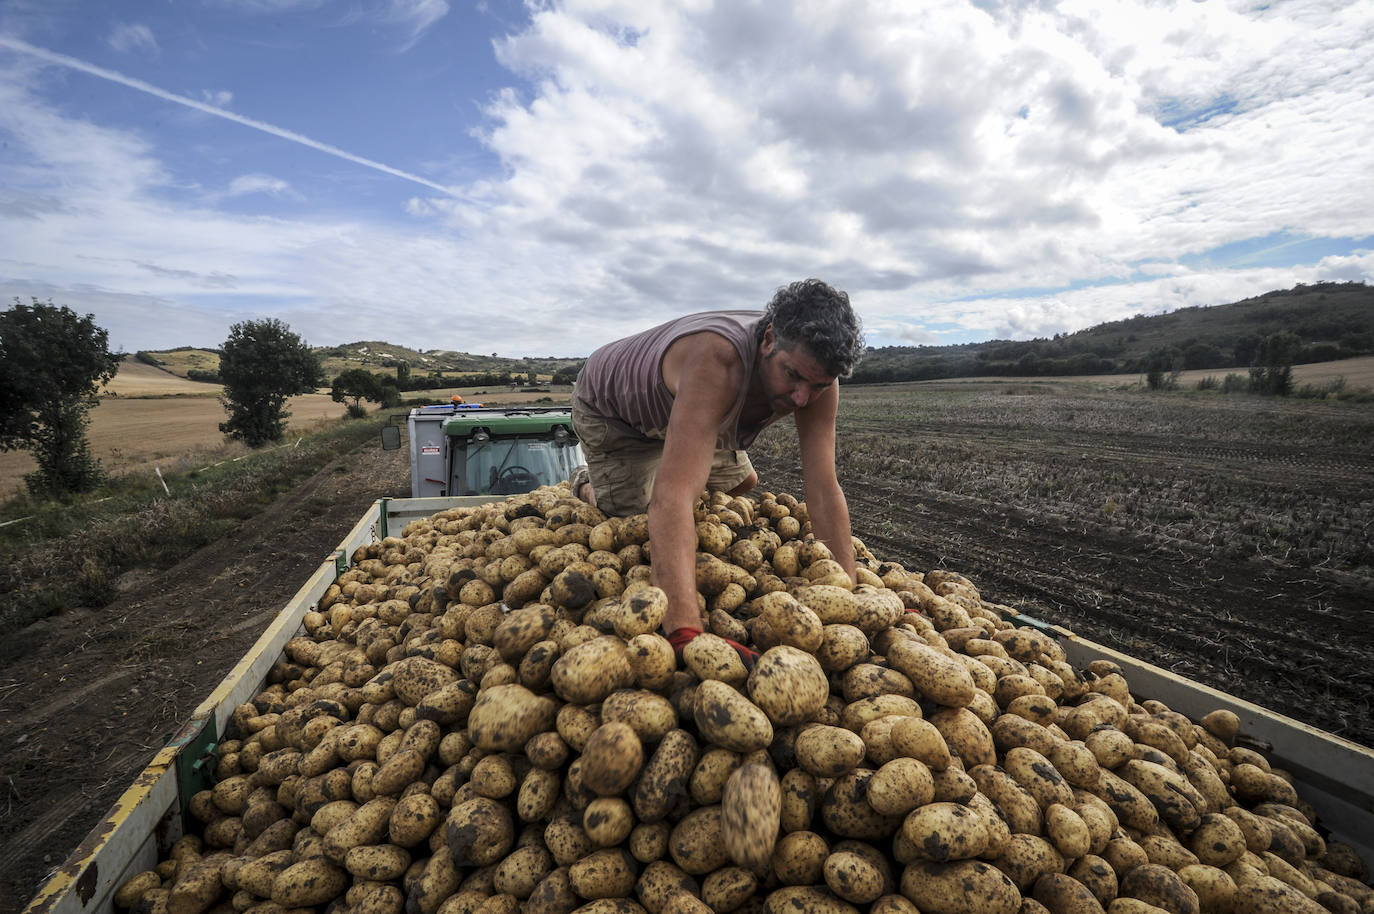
[390,404,585,498]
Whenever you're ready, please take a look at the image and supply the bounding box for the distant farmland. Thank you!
[0,358,343,496]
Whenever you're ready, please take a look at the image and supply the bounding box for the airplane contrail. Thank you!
[0,34,462,198]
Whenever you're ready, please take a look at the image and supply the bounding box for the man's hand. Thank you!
[666,627,760,670]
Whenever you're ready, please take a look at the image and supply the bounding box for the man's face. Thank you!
[760,326,836,414]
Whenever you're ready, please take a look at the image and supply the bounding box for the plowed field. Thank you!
[751,380,1374,748]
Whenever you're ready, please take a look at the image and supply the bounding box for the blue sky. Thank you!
[1,0,1372,358]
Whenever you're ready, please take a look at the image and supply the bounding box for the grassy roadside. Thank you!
[0,419,381,630]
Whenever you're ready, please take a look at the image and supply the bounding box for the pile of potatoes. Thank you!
[113,485,1374,914]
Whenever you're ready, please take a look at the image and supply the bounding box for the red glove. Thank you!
[667,627,760,670]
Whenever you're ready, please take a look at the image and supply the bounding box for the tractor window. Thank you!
[455,437,584,496]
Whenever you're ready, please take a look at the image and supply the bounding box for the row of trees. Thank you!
[1143,331,1301,393]
[1,300,321,497]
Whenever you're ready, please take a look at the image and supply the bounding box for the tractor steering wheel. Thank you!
[492,465,540,494]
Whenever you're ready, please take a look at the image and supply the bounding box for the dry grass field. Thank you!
[1059,354,1374,391]
[0,358,345,497]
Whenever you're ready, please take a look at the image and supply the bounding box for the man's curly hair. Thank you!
[756,279,865,378]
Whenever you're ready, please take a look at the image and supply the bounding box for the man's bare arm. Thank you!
[795,381,857,581]
[649,334,745,633]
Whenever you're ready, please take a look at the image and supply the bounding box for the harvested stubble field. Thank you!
[750,380,1374,748]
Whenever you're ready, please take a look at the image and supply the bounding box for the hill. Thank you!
[854,280,1374,382]
[137,341,586,387]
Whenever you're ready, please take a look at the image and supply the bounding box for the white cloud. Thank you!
[2,0,1372,358]
[108,23,158,57]
[387,0,450,51]
[225,174,294,198]
[200,89,233,107]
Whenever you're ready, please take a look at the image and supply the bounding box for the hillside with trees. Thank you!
[852,281,1374,383]
[133,281,1371,388]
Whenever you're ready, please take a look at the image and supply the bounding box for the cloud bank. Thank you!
[0,0,1371,357]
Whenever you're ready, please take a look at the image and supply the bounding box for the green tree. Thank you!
[218,318,321,447]
[1248,331,1299,395]
[0,298,122,496]
[330,368,386,418]
[1144,347,1183,390]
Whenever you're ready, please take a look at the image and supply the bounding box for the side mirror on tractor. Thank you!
[381,425,401,450]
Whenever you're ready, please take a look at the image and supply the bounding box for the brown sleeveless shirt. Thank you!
[574,310,770,449]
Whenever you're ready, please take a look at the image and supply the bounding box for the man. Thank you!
[570,279,865,655]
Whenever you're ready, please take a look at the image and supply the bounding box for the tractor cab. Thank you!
[389,404,584,498]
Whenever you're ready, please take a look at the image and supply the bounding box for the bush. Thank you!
[1195,376,1220,391]
[1221,373,1248,393]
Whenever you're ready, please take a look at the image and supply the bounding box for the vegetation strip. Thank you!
[0,420,379,630]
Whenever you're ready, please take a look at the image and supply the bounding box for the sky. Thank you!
[1,0,1372,359]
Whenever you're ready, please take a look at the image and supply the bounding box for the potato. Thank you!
[885,638,976,708]
[566,848,640,900]
[584,797,636,847]
[684,633,752,686]
[900,860,1022,914]
[628,634,677,691]
[1118,864,1201,914]
[114,870,163,910]
[889,716,952,771]
[841,695,922,733]
[518,767,563,822]
[1044,803,1092,859]
[1189,812,1247,867]
[1094,770,1162,834]
[748,646,830,726]
[1117,759,1205,832]
[601,690,677,742]
[167,855,228,914]
[790,725,861,778]
[968,766,1041,836]
[1067,855,1119,908]
[271,858,349,908]
[389,656,460,705]
[634,729,700,823]
[1032,873,1107,914]
[546,811,597,867]
[446,797,515,867]
[763,886,859,914]
[901,802,990,863]
[491,841,555,896]
[670,806,731,875]
[928,708,996,769]
[757,592,825,652]
[702,867,759,913]
[635,860,699,914]
[820,770,904,841]
[867,757,935,816]
[468,684,558,752]
[471,754,519,798]
[989,834,1064,893]
[1003,747,1075,810]
[324,797,397,863]
[1178,864,1237,914]
[693,680,773,753]
[345,843,411,881]
[552,636,636,704]
[721,763,781,871]
[815,625,869,672]
[773,831,831,885]
[390,792,442,847]
[581,722,645,796]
